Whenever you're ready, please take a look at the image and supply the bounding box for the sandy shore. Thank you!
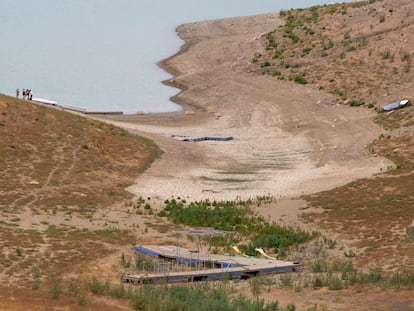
[97,12,391,203]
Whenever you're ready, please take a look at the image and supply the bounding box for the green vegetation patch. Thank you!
[158,199,317,255]
[85,278,295,311]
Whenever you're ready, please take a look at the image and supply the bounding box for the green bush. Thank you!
[67,278,80,297]
[266,31,277,50]
[327,274,344,290]
[50,274,63,299]
[382,48,391,59]
[294,75,308,84]
[127,283,288,311]
[135,253,154,271]
[32,268,41,290]
[261,61,272,68]
[158,199,317,254]
[272,50,283,59]
[312,259,327,273]
[88,276,105,295]
[350,100,364,107]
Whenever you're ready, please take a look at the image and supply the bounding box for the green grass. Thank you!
[158,199,318,255]
[294,74,308,84]
[86,279,295,311]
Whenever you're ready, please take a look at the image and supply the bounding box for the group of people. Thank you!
[16,88,33,100]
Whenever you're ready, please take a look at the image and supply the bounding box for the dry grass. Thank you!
[0,284,129,311]
[0,95,161,210]
[375,106,414,130]
[254,0,414,107]
[303,133,414,270]
[3,1,414,309]
[250,0,414,273]
[0,94,161,308]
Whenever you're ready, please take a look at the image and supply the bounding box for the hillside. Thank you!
[253,0,414,108]
[0,94,161,310]
[3,0,414,309]
[0,95,160,209]
[248,0,414,269]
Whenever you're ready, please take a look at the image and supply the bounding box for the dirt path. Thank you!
[98,13,391,204]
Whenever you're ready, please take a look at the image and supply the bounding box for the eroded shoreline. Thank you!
[96,12,391,203]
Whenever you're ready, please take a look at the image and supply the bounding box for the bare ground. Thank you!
[92,5,414,309]
[98,12,391,205]
[3,1,414,309]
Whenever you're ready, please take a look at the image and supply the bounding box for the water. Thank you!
[0,0,352,114]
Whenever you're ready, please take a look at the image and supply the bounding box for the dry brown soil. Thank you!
[3,0,414,310]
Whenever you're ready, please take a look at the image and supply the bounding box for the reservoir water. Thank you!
[0,0,352,114]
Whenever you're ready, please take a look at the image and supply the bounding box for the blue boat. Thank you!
[383,99,409,112]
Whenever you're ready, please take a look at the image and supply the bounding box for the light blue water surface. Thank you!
[0,0,351,114]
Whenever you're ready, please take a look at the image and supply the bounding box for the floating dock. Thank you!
[84,110,123,115]
[171,134,233,142]
[30,98,123,115]
[32,97,58,106]
[122,245,300,284]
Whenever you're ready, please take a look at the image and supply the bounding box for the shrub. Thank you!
[266,31,277,50]
[121,252,131,268]
[261,61,272,68]
[88,276,105,295]
[382,48,391,59]
[349,100,365,107]
[302,47,312,55]
[327,274,344,290]
[16,247,22,256]
[294,74,308,84]
[280,274,293,288]
[127,283,287,311]
[404,62,411,73]
[305,27,315,35]
[159,199,317,254]
[32,268,41,290]
[135,253,154,271]
[77,291,87,306]
[67,278,81,297]
[50,274,63,299]
[110,283,127,299]
[272,50,283,59]
[312,259,327,273]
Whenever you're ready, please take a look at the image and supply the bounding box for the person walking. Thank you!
[16,88,19,98]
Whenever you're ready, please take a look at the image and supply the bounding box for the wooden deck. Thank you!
[122,245,300,284]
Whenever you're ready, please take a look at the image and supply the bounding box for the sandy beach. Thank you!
[98,12,391,203]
